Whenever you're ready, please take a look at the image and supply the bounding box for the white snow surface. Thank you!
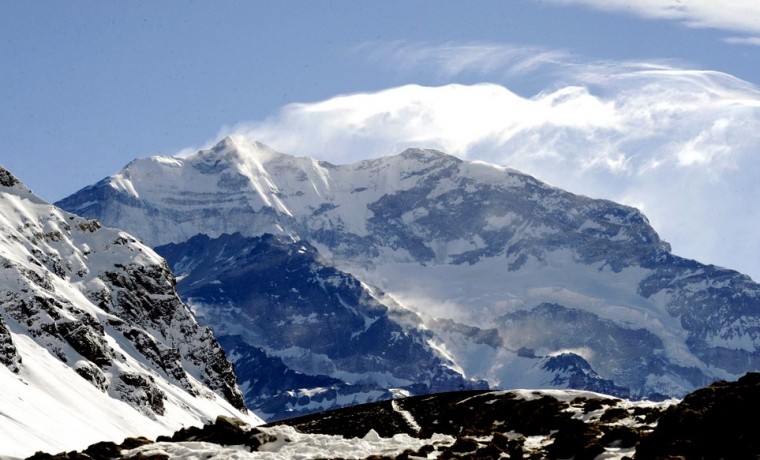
[0,336,257,459]
[124,425,454,460]
[0,172,261,458]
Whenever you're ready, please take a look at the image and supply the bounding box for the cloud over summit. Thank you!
[215,63,760,281]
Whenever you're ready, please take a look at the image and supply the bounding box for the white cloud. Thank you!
[544,0,760,35]
[210,64,760,282]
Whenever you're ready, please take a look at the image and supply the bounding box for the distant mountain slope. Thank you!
[0,166,261,458]
[155,232,488,420]
[57,136,760,399]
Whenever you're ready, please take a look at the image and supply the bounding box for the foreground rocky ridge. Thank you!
[0,166,260,458]
[57,137,760,401]
[28,372,760,459]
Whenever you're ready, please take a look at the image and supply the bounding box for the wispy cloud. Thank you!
[723,36,760,46]
[212,60,760,281]
[543,0,760,35]
[359,41,570,79]
[357,40,695,91]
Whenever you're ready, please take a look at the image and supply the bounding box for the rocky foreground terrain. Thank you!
[26,372,760,459]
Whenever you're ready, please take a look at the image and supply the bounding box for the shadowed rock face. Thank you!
[156,232,487,420]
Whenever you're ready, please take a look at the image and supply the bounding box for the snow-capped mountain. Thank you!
[0,166,261,458]
[57,136,760,401]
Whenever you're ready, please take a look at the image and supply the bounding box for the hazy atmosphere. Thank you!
[3,0,760,279]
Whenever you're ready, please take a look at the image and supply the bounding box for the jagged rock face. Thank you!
[0,166,260,458]
[57,137,760,398]
[156,232,486,420]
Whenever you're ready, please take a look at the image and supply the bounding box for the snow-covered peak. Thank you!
[396,147,460,162]
[189,135,285,164]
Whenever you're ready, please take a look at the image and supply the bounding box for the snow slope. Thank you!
[0,166,262,458]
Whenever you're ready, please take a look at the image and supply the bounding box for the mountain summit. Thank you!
[58,137,760,405]
[0,165,261,457]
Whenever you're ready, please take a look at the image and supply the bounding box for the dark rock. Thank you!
[600,407,630,422]
[81,441,121,458]
[600,425,640,448]
[541,352,631,398]
[448,437,480,453]
[163,416,264,450]
[117,373,166,416]
[58,318,112,367]
[636,372,760,459]
[75,362,107,391]
[547,418,603,460]
[0,166,20,187]
[500,303,666,397]
[0,314,21,372]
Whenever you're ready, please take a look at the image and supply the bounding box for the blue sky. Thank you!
[3,1,760,279]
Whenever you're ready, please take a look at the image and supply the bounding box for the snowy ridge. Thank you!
[0,166,261,458]
[57,138,760,400]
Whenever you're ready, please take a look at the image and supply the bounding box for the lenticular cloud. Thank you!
[220,67,760,281]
